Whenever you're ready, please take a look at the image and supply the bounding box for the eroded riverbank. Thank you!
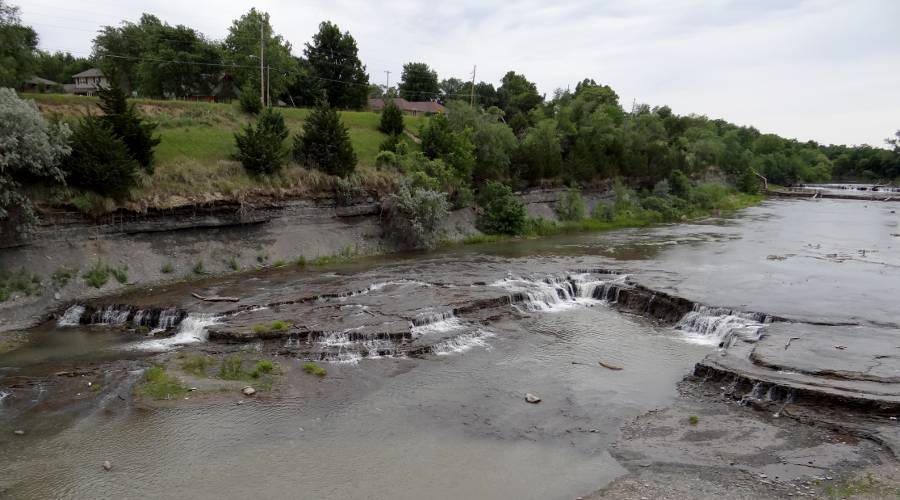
[1,198,899,499]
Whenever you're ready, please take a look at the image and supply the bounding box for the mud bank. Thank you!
[0,188,612,332]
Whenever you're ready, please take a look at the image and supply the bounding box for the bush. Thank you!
[477,181,527,235]
[234,107,289,175]
[384,182,449,249]
[82,262,110,289]
[556,186,585,221]
[736,168,759,194]
[293,100,357,177]
[379,99,404,135]
[0,89,71,235]
[65,116,140,198]
[379,133,404,154]
[668,169,692,199]
[219,355,243,380]
[181,355,213,377]
[97,80,159,171]
[239,83,262,114]
[302,361,327,377]
[136,366,187,399]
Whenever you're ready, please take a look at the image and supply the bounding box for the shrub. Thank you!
[192,260,205,274]
[0,88,71,235]
[136,366,187,399]
[181,355,213,377]
[239,83,262,114]
[65,116,140,198]
[218,355,243,380]
[736,167,759,194]
[379,99,404,135]
[477,181,527,235]
[160,263,174,274]
[293,100,357,177]
[251,360,275,378]
[384,182,449,249]
[96,79,160,172]
[0,268,42,299]
[668,169,692,199]
[302,361,327,377]
[379,133,403,154]
[82,262,110,289]
[295,256,307,267]
[556,186,586,221]
[234,107,289,175]
[51,267,74,288]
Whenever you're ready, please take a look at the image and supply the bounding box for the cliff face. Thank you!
[0,188,607,331]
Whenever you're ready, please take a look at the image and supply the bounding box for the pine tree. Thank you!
[234,107,288,175]
[65,116,140,198]
[96,79,160,172]
[379,99,404,135]
[293,100,357,177]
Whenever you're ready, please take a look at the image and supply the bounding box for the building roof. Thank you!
[368,98,445,114]
[26,76,60,86]
[72,68,104,78]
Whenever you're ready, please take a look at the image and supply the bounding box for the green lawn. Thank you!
[25,93,427,203]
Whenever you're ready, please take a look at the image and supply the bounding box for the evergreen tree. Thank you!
[293,100,357,177]
[234,107,288,175]
[303,21,368,109]
[239,82,262,114]
[96,79,160,172]
[65,116,139,198]
[379,99,404,135]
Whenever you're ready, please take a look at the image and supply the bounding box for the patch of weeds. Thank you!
[251,320,291,334]
[90,383,101,392]
[302,361,327,378]
[0,268,42,298]
[82,262,110,289]
[249,360,276,379]
[688,415,699,426]
[295,256,307,267]
[181,355,214,377]
[218,355,243,380]
[822,473,882,498]
[311,246,356,266]
[135,366,187,399]
[272,260,287,267]
[227,256,239,271]
[110,265,128,284]
[161,263,174,274]
[192,260,205,275]
[51,267,75,288]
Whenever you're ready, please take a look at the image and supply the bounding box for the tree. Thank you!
[224,8,297,102]
[384,182,449,249]
[96,79,160,171]
[234,107,289,175]
[513,119,562,184]
[304,21,368,109]
[398,62,439,101]
[33,51,91,84]
[668,169,692,198]
[293,100,357,177]
[497,71,543,118]
[420,113,475,179]
[0,1,37,88]
[135,19,223,98]
[477,181,527,235]
[379,99,404,135]
[239,82,262,114]
[65,116,139,198]
[0,88,70,235]
[439,77,465,102]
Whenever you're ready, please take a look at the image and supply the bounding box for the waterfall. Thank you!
[432,329,495,355]
[675,305,767,347]
[136,313,218,350]
[491,273,625,312]
[57,305,86,326]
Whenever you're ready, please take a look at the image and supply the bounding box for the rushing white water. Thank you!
[674,305,767,347]
[490,274,625,312]
[136,314,219,350]
[412,316,465,336]
[432,329,495,355]
[57,305,86,327]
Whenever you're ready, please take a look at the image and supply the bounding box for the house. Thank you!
[368,98,445,116]
[70,68,108,96]
[20,76,61,93]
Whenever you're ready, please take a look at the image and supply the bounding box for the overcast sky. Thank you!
[20,0,900,146]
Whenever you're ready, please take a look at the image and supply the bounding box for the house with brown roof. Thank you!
[368,98,445,116]
[70,68,108,96]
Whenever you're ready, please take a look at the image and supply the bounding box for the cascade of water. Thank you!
[93,305,132,325]
[675,304,766,347]
[137,313,218,350]
[155,308,181,330]
[57,305,86,326]
[492,273,625,312]
[432,329,495,355]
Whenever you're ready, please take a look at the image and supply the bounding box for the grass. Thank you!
[192,260,205,275]
[821,473,898,499]
[51,267,74,288]
[27,94,425,210]
[217,355,279,381]
[227,256,239,271]
[81,262,128,288]
[688,415,699,426]
[251,320,291,334]
[311,246,356,266]
[180,355,214,377]
[302,361,327,378]
[0,268,42,301]
[161,263,174,274]
[135,366,188,399]
[295,256,307,267]
[218,355,244,380]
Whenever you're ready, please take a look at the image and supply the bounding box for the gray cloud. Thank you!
[20,0,900,145]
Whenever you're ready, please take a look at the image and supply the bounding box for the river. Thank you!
[1,198,898,499]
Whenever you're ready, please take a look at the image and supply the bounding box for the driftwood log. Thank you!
[191,292,240,302]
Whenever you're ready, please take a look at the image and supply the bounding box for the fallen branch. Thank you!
[598,361,623,371]
[191,292,240,302]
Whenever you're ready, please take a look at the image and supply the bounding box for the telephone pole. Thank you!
[384,70,391,97]
[259,22,265,107]
[266,65,271,107]
[469,65,476,107]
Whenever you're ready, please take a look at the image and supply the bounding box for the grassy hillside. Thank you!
[27,94,426,208]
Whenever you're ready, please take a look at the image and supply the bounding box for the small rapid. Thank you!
[674,305,769,347]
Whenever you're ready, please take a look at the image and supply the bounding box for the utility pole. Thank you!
[260,22,265,107]
[384,70,391,97]
[469,65,476,107]
[267,65,271,106]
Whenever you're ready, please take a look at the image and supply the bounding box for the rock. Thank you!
[54,292,61,300]
[13,430,24,436]
[242,386,256,396]
[525,393,541,404]
[102,461,112,471]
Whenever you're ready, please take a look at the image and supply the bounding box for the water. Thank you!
[1,198,898,499]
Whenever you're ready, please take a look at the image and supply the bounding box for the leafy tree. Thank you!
[33,51,91,84]
[0,88,71,235]
[736,167,759,194]
[497,71,543,119]
[0,1,37,88]
[472,120,518,181]
[293,100,357,177]
[65,116,139,198]
[420,112,475,179]
[384,182,449,249]
[439,77,465,102]
[234,107,289,175]
[477,181,527,235]
[96,79,160,171]
[668,169,692,198]
[224,9,298,102]
[283,56,324,106]
[379,99,404,135]
[135,18,223,98]
[239,82,263,114]
[398,62,439,101]
[512,119,562,184]
[556,185,586,221]
[304,21,368,109]
[92,16,149,92]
